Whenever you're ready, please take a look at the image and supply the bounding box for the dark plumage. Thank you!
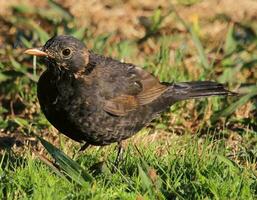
[25,35,234,147]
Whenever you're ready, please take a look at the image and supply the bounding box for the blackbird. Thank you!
[25,35,233,156]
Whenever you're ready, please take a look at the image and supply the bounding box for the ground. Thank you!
[0,0,256,199]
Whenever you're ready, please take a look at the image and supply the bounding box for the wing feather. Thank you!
[103,66,167,116]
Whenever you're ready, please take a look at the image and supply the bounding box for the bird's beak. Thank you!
[24,48,48,57]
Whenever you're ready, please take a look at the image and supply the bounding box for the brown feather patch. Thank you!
[83,49,89,65]
[134,67,168,105]
[103,95,139,116]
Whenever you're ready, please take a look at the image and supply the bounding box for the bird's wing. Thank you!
[103,66,168,116]
[135,67,168,104]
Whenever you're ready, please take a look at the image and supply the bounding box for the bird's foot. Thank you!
[79,142,90,152]
[112,141,125,171]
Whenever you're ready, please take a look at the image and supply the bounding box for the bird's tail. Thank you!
[149,81,236,117]
[170,81,235,101]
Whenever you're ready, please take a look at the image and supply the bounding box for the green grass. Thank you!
[1,133,256,199]
[0,1,257,199]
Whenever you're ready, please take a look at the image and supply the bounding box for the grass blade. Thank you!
[170,4,210,70]
[212,86,257,122]
[37,136,93,185]
[138,164,154,196]
[224,24,237,55]
[48,0,73,21]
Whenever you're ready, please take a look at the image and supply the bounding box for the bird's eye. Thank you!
[62,48,71,56]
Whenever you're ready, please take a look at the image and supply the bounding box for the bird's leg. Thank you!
[79,142,90,152]
[114,141,124,168]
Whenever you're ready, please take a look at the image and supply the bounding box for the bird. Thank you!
[24,35,234,163]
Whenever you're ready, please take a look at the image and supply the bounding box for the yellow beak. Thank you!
[24,48,48,57]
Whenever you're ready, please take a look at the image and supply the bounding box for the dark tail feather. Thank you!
[150,81,236,116]
[172,81,236,101]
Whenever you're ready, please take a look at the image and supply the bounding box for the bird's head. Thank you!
[24,35,89,73]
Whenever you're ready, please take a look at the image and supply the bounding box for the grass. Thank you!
[1,133,256,199]
[0,1,257,199]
